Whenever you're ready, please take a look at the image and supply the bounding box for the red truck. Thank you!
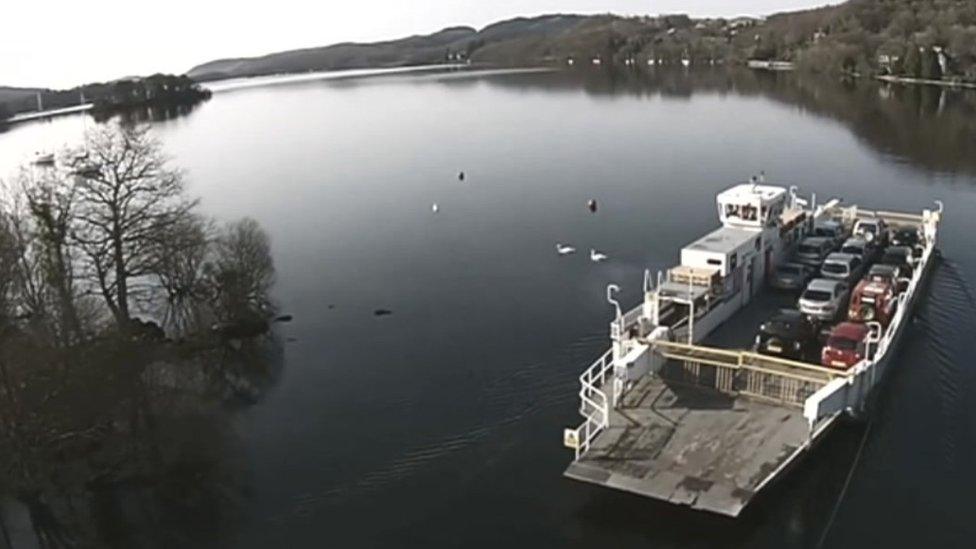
[847,277,897,327]
[821,322,872,370]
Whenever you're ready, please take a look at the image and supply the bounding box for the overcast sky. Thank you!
[2,1,835,88]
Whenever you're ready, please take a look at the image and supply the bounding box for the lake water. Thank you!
[2,66,976,548]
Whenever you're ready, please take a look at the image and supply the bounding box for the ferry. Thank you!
[562,179,942,516]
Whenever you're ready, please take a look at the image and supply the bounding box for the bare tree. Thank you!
[152,213,213,336]
[206,218,276,322]
[72,123,197,329]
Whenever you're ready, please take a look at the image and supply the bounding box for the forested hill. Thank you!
[186,1,976,84]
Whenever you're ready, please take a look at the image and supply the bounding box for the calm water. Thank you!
[2,67,976,548]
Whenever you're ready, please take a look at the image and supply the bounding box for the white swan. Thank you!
[556,243,576,256]
[432,203,439,213]
[590,249,608,262]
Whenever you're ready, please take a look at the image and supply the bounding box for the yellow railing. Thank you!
[650,339,850,407]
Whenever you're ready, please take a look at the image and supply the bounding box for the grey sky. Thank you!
[2,1,836,88]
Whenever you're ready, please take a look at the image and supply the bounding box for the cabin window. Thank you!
[707,258,721,266]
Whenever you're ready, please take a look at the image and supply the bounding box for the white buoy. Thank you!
[590,249,608,262]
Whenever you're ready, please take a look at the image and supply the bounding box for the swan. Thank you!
[590,249,608,262]
[432,203,439,213]
[556,243,576,256]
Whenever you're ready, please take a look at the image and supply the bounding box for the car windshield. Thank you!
[859,224,878,235]
[814,228,835,238]
[841,245,862,255]
[778,265,801,275]
[803,290,832,302]
[822,263,847,274]
[798,244,819,254]
[827,336,858,351]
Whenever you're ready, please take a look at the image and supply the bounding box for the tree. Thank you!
[205,218,275,323]
[152,213,213,335]
[903,43,922,77]
[20,166,83,343]
[72,123,197,329]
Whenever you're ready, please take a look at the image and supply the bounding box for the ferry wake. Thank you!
[562,179,943,517]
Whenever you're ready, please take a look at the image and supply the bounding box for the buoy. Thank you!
[458,171,465,181]
[587,199,597,213]
[432,203,439,213]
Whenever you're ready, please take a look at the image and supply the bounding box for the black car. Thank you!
[753,309,820,361]
[879,246,915,278]
[891,227,923,257]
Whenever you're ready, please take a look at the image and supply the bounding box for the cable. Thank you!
[815,418,874,549]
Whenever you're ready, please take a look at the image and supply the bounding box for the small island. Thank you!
[89,73,211,116]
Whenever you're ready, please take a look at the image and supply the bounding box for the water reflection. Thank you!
[481,66,976,174]
[91,102,203,125]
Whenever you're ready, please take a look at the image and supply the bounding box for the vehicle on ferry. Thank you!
[880,246,916,277]
[841,236,879,264]
[819,252,866,285]
[891,226,923,252]
[770,262,815,291]
[821,321,872,369]
[853,217,889,246]
[753,309,819,360]
[799,278,850,321]
[848,277,897,327]
[812,219,848,249]
[867,263,907,293]
[795,236,834,267]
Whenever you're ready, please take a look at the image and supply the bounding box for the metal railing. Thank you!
[569,348,614,460]
[651,340,848,407]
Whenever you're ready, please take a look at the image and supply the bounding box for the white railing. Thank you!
[610,304,643,340]
[569,348,614,460]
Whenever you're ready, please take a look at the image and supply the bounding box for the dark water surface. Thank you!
[2,67,976,548]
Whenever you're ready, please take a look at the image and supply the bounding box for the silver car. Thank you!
[812,219,848,249]
[840,236,878,263]
[819,252,865,284]
[799,278,850,321]
[795,237,834,267]
[770,262,815,291]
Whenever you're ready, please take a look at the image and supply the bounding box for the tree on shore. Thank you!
[72,124,197,329]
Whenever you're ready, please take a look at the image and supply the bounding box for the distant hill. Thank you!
[187,25,481,81]
[187,2,976,84]
[5,0,976,120]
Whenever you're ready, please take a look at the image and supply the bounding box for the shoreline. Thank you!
[875,74,976,90]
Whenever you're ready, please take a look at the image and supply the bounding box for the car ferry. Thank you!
[562,179,942,517]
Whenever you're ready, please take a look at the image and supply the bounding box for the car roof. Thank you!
[831,321,870,339]
[760,309,809,337]
[778,262,808,270]
[800,236,831,245]
[885,246,913,255]
[807,278,844,292]
[855,278,891,293]
[815,219,843,228]
[856,218,883,226]
[869,264,898,275]
[842,237,868,246]
[824,252,857,264]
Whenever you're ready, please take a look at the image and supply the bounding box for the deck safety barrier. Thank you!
[569,349,614,459]
[650,340,850,407]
